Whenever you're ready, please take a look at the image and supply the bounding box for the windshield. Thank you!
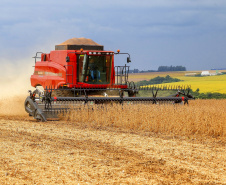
[77,55,112,84]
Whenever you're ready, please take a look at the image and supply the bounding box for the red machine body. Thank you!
[31,38,129,89]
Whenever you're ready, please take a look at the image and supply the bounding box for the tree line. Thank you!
[158,65,186,72]
[191,89,226,99]
[135,75,182,87]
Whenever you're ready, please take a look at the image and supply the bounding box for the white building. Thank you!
[201,71,210,76]
[201,70,222,76]
[185,73,197,76]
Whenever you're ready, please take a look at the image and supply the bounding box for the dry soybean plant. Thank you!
[63,100,226,138]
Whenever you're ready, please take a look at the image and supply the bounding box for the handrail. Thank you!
[32,52,43,64]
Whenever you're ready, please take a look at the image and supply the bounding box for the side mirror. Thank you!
[127,57,131,63]
[66,56,70,62]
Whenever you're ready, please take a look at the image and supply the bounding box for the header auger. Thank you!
[25,38,195,121]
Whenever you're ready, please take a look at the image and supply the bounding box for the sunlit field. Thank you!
[129,70,226,94]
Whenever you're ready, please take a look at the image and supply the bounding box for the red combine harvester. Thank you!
[31,38,130,92]
[25,38,194,121]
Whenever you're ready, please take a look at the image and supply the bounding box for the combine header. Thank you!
[25,38,194,121]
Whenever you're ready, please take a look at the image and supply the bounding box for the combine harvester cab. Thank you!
[25,38,195,121]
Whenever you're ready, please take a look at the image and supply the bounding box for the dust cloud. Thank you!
[0,58,34,117]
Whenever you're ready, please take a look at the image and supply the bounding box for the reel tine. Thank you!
[155,89,158,97]
[187,88,190,96]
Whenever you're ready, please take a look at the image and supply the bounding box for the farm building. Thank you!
[201,71,223,76]
[201,71,210,76]
[185,73,197,76]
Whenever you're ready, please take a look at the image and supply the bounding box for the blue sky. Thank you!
[1,0,226,71]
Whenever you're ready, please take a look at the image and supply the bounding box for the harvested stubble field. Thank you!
[0,95,226,184]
